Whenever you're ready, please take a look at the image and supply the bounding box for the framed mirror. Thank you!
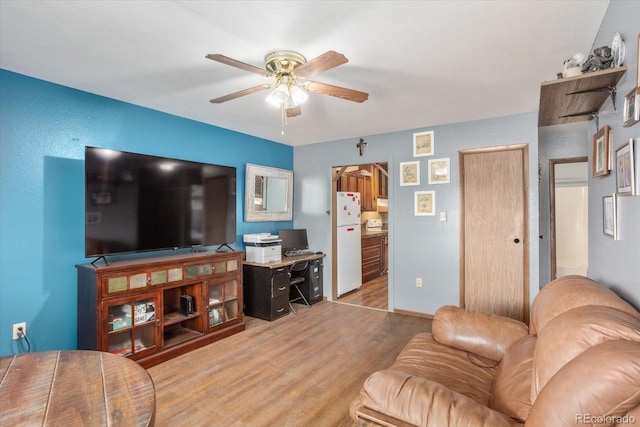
[245,163,293,222]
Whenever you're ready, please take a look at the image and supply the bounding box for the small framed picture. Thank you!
[602,194,617,239]
[413,131,434,157]
[592,125,611,177]
[616,138,636,195]
[428,158,450,184]
[623,88,639,127]
[414,191,435,216]
[400,161,420,186]
[637,33,639,87]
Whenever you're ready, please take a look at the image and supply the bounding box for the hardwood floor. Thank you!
[337,274,388,310]
[147,300,431,426]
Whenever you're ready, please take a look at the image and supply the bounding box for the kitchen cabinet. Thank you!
[362,234,383,282]
[337,171,375,211]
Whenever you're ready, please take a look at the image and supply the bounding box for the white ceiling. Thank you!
[0,1,610,146]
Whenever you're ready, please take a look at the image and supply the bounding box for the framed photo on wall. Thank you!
[602,194,617,239]
[623,88,639,127]
[400,161,420,186]
[414,191,435,216]
[428,158,450,184]
[616,138,636,195]
[592,125,611,177]
[413,131,434,157]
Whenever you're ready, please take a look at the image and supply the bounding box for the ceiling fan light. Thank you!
[265,83,290,107]
[289,85,308,106]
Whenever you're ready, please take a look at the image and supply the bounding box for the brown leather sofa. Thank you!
[350,275,640,426]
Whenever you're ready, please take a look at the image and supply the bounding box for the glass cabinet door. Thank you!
[206,278,240,328]
[103,293,160,357]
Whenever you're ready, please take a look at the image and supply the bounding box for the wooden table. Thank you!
[0,350,155,426]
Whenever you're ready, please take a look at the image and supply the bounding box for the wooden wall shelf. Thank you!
[538,66,628,127]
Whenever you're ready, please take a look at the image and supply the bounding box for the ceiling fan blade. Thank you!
[286,106,302,118]
[293,50,348,79]
[209,84,271,104]
[206,54,271,77]
[303,81,369,103]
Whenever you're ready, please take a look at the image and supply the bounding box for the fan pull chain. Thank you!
[280,104,290,135]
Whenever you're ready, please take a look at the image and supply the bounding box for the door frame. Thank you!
[549,156,588,280]
[459,143,529,321]
[330,162,390,309]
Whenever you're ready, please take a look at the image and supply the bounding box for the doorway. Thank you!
[331,163,389,311]
[549,158,588,279]
[459,144,529,322]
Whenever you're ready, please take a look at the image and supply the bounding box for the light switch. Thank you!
[439,212,447,222]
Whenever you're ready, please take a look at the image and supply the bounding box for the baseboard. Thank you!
[393,308,434,319]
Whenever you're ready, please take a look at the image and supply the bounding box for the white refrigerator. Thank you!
[336,191,362,296]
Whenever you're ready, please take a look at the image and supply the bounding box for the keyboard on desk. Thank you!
[283,250,314,257]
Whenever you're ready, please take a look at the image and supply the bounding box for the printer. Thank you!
[243,233,282,264]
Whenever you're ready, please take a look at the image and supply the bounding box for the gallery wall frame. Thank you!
[414,191,435,216]
[400,161,420,186]
[623,87,639,127]
[413,131,434,157]
[602,193,617,239]
[592,125,611,177]
[616,138,636,195]
[428,158,450,184]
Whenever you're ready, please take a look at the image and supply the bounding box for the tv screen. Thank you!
[278,229,309,252]
[85,147,236,257]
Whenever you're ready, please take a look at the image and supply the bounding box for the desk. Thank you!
[0,350,155,426]
[243,253,325,321]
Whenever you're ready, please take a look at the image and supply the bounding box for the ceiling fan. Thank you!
[206,50,369,120]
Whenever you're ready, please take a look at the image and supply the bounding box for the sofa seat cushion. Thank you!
[389,332,497,405]
[490,335,536,422]
[356,369,522,427]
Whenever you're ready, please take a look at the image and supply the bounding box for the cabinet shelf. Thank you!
[538,66,628,127]
[164,327,203,348]
[164,311,201,326]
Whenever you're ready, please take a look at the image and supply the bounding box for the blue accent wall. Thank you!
[0,69,292,355]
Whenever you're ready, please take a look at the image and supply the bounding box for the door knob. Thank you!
[514,238,520,244]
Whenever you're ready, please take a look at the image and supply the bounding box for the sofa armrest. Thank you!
[354,369,522,427]
[432,306,528,361]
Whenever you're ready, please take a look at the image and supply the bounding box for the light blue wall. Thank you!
[538,121,590,287]
[0,70,292,356]
[294,113,540,315]
[586,1,640,306]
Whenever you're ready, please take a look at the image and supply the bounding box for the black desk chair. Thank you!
[289,260,311,314]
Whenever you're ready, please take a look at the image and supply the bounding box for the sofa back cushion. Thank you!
[529,275,640,335]
[525,340,640,427]
[490,334,535,422]
[531,305,640,403]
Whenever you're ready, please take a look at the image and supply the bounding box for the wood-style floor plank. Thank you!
[338,274,388,310]
[147,300,431,426]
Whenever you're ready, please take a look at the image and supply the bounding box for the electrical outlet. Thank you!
[439,212,447,222]
[416,278,422,288]
[12,322,26,340]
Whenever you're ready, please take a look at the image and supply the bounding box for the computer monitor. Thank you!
[278,229,309,252]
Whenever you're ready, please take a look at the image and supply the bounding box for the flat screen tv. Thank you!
[85,146,236,258]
